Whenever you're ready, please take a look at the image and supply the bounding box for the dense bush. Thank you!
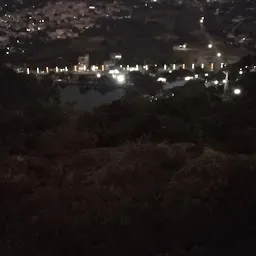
[1,142,256,255]
[75,83,256,153]
[0,65,64,152]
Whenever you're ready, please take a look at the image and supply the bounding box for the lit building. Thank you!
[78,54,89,70]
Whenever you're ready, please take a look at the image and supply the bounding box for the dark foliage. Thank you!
[1,63,256,256]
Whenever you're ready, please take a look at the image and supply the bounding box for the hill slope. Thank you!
[1,142,256,255]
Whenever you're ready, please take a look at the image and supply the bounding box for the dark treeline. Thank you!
[1,57,256,255]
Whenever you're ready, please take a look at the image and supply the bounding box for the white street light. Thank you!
[116,74,125,84]
[233,88,241,95]
[157,77,167,83]
[217,52,221,57]
[208,43,213,49]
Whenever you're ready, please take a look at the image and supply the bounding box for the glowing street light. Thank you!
[157,77,167,83]
[233,88,241,95]
[208,43,213,49]
[116,74,125,84]
[114,54,122,59]
[217,52,221,57]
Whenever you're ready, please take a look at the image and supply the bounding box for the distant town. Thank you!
[0,0,255,69]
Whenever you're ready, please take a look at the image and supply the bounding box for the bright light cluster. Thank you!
[233,88,241,95]
[157,77,167,83]
[115,74,125,84]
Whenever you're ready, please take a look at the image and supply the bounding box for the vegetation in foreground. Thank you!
[1,63,256,255]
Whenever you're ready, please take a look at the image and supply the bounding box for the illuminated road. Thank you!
[195,0,225,66]
[195,0,253,66]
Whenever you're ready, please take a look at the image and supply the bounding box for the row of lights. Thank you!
[25,61,227,75]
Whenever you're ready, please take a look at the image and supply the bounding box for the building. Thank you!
[78,54,89,70]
